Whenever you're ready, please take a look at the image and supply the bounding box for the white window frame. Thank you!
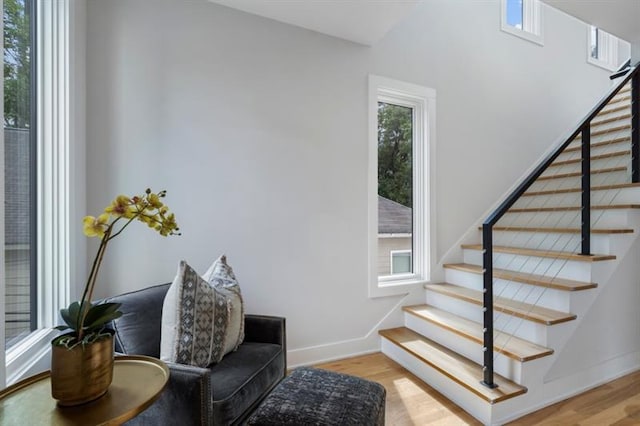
[390,249,412,276]
[587,26,619,72]
[500,0,544,46]
[2,0,86,388]
[368,75,436,298]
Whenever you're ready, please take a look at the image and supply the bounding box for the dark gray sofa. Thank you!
[104,283,286,425]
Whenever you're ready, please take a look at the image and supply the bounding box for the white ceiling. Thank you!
[208,0,639,49]
[207,0,420,46]
[543,0,640,45]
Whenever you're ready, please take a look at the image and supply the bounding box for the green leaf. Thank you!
[54,325,71,331]
[84,310,122,331]
[83,302,122,327]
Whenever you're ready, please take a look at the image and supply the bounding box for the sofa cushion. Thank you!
[161,261,242,367]
[106,283,171,357]
[210,341,284,425]
[202,255,245,350]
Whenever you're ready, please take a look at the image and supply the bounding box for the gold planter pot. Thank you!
[50,332,115,406]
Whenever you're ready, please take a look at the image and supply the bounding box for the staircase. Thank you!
[379,65,640,424]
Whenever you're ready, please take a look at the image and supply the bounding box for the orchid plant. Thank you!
[54,189,180,348]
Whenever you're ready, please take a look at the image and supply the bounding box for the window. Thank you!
[501,0,543,45]
[4,0,36,350]
[390,250,412,275]
[368,76,435,297]
[2,0,82,387]
[588,26,619,71]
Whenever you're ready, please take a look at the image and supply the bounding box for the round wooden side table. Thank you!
[0,355,169,425]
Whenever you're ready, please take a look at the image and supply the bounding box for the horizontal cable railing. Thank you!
[481,62,639,388]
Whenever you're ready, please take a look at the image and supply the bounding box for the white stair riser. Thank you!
[444,268,571,312]
[381,338,493,424]
[463,249,593,282]
[486,231,610,253]
[425,290,549,346]
[513,187,640,208]
[499,209,631,228]
[530,170,629,191]
[404,313,523,383]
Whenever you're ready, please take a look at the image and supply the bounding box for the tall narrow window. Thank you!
[587,26,619,71]
[501,0,543,45]
[4,0,35,349]
[369,76,435,297]
[378,103,413,277]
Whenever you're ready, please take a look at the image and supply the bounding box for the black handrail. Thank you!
[610,59,632,80]
[480,62,640,388]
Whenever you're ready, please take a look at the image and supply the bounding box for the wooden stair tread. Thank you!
[574,123,631,139]
[551,150,629,167]
[424,283,577,325]
[523,182,640,197]
[591,113,631,127]
[403,305,554,361]
[563,137,630,154]
[597,104,630,117]
[537,166,627,181]
[379,327,528,403]
[480,226,633,234]
[506,204,640,213]
[605,95,631,107]
[444,262,597,291]
[461,243,616,262]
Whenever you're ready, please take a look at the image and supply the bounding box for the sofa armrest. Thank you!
[244,315,286,371]
[126,362,211,426]
[244,315,285,346]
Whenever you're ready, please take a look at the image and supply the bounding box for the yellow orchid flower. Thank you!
[148,193,164,208]
[83,214,110,238]
[105,195,135,218]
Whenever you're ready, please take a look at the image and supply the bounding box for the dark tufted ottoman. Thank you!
[246,367,386,425]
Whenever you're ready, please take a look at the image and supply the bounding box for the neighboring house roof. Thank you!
[378,195,412,234]
[5,128,31,246]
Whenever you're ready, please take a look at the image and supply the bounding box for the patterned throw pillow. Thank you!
[160,258,243,367]
[202,255,244,349]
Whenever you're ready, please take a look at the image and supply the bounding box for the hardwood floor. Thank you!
[316,352,480,425]
[315,352,640,425]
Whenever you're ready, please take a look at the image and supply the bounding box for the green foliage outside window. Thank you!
[4,0,31,129]
[378,102,413,208]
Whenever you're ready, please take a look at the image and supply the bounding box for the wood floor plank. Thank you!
[316,354,640,426]
[424,283,576,325]
[403,305,553,361]
[315,352,482,426]
[461,244,616,262]
[378,327,527,404]
[443,262,597,291]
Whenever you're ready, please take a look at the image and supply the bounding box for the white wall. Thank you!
[85,0,616,364]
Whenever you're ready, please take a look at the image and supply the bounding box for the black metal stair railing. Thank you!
[480,61,640,388]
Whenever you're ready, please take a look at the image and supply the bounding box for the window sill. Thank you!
[369,278,426,298]
[501,24,544,46]
[587,57,618,72]
[6,328,57,386]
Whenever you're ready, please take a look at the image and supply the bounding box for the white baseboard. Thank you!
[287,290,421,367]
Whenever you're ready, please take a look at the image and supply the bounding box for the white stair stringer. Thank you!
[380,201,640,425]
